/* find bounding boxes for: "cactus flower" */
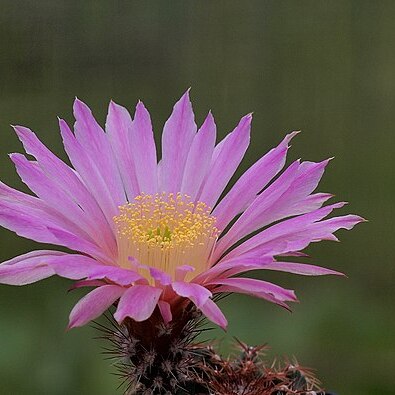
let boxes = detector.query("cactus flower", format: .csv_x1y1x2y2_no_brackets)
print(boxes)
0,91,363,329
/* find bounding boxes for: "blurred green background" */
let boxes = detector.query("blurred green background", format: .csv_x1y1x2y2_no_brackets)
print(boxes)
0,1,393,394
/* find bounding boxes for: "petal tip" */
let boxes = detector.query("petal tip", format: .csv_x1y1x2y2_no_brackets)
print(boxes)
73,97,90,114
73,96,82,106
202,111,216,128
108,99,125,114
286,130,301,141
135,100,149,115
66,320,77,331
243,112,253,122
178,88,192,103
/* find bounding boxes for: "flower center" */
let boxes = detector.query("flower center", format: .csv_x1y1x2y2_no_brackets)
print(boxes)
114,193,219,282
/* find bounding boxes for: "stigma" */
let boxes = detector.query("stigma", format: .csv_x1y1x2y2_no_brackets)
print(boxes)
114,193,219,282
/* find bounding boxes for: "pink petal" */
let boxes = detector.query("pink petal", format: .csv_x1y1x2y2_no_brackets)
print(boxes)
175,265,195,281
0,250,60,285
114,285,162,323
200,299,228,329
0,192,64,245
212,283,293,311
73,98,125,205
0,251,137,289
198,114,252,208
86,266,144,285
194,256,273,283
68,285,125,329
0,189,110,262
277,251,310,258
180,112,216,200
33,254,101,280
69,280,106,290
13,126,116,256
10,153,96,241
158,300,172,324
253,261,345,276
213,131,298,230
48,255,143,285
130,101,158,194
171,280,228,328
224,202,346,260
206,277,297,302
309,215,366,240
215,159,330,258
149,267,172,285
59,118,122,226
172,281,212,309
43,226,114,264
225,205,364,260
204,256,343,278
214,160,300,258
159,90,197,193
106,101,140,200
288,160,333,212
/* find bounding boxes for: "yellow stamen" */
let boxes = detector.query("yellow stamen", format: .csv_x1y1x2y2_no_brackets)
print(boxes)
114,193,219,282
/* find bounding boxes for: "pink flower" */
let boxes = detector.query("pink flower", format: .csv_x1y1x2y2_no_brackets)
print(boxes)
0,91,364,329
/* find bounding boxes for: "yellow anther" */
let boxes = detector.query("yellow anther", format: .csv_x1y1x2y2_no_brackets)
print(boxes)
114,193,219,283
